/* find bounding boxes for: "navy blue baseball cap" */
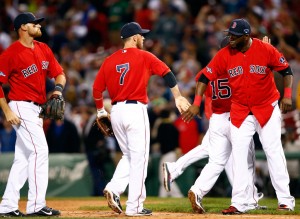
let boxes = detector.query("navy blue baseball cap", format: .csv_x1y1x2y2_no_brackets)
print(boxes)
14,12,44,31
225,18,251,36
120,22,150,39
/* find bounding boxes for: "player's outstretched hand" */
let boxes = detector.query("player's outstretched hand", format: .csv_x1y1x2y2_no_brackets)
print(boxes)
280,97,292,114
175,96,191,114
182,105,201,123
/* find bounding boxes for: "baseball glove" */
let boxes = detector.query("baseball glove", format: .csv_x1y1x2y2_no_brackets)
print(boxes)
39,94,65,120
95,116,114,137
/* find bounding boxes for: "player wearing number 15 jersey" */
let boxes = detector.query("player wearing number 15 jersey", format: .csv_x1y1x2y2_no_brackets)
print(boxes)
93,22,190,216
183,19,294,214
163,37,271,214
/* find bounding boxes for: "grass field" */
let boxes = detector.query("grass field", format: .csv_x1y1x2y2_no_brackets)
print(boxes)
18,196,300,218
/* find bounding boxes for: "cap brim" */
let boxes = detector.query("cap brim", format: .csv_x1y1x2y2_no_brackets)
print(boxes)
32,17,45,24
224,29,244,36
140,29,150,34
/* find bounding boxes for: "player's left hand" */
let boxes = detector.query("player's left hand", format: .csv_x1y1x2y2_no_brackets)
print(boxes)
182,105,201,123
174,96,191,114
280,97,292,114
39,94,65,120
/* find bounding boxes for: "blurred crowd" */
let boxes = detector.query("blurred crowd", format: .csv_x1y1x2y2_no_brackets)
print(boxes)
0,0,300,197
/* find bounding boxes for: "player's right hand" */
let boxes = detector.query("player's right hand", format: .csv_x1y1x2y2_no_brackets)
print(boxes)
182,105,201,123
174,96,191,114
5,110,21,125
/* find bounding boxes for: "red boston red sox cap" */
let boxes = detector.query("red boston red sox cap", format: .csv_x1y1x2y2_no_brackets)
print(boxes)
120,22,150,39
224,18,251,36
14,12,44,31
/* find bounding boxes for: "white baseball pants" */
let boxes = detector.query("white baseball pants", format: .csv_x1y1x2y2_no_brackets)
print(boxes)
230,105,295,211
167,112,260,206
0,101,48,214
106,101,150,215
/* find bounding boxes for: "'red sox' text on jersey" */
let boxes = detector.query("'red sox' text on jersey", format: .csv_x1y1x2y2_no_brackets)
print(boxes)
0,40,63,104
201,38,288,127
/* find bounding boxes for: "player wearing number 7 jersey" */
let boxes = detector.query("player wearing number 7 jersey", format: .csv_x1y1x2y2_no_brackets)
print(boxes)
93,22,190,217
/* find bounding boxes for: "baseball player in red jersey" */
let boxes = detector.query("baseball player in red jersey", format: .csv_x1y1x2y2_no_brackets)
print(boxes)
0,12,65,217
163,37,276,213
164,37,268,214
93,22,190,216
183,19,295,214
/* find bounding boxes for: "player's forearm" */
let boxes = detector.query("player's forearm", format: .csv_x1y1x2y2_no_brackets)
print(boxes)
0,85,12,119
283,75,293,98
283,75,293,89
0,97,10,115
193,82,207,106
277,66,293,98
170,85,183,99
195,82,207,97
53,74,66,95
54,74,66,87
278,66,293,88
93,89,103,109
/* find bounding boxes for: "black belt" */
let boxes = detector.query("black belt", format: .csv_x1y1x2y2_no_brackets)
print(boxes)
112,100,138,105
23,100,41,106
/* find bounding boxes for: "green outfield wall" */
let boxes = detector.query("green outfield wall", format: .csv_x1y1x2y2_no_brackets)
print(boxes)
0,152,299,197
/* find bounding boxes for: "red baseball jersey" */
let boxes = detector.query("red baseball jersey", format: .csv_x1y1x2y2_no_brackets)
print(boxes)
202,38,288,127
93,48,170,104
0,40,63,104
195,71,231,119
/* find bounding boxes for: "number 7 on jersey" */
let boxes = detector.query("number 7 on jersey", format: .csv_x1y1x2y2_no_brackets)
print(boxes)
116,63,129,85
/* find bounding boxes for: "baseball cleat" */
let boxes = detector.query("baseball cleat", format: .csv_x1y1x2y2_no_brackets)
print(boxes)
125,208,152,217
222,206,242,215
277,204,293,211
163,162,172,192
188,190,205,214
103,189,123,214
26,206,61,216
0,210,25,217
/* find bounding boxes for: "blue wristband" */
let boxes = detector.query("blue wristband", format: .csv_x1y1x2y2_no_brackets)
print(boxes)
54,84,64,92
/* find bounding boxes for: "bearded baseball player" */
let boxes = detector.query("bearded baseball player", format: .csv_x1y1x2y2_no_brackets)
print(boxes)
183,18,295,214
0,12,65,217
93,22,190,216
164,37,270,214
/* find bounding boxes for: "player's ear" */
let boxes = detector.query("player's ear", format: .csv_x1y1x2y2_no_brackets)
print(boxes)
20,24,28,31
132,34,138,42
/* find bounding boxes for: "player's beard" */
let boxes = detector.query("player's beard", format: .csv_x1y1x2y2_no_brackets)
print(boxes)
229,39,246,51
136,37,143,49
28,28,42,38
235,40,247,51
